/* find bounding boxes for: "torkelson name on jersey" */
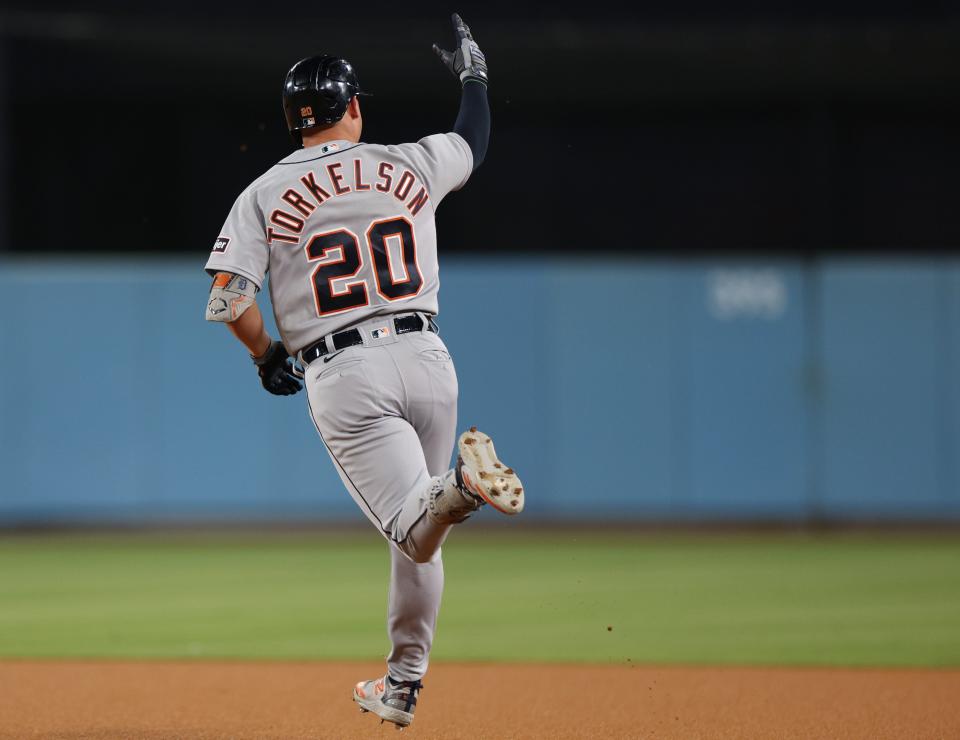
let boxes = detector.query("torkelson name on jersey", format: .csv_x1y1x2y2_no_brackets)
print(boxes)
266,158,430,245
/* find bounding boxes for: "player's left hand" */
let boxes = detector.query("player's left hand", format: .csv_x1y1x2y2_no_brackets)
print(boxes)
432,13,488,86
252,341,302,396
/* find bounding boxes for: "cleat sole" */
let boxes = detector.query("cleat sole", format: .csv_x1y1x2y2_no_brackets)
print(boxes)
457,429,524,515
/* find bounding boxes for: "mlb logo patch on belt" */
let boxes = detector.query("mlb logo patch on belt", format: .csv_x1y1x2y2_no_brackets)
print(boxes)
371,326,391,339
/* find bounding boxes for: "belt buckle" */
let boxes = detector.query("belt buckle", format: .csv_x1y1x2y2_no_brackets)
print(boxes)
290,355,306,379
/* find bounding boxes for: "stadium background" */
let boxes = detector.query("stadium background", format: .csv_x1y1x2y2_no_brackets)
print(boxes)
0,2,958,737
2,0,959,523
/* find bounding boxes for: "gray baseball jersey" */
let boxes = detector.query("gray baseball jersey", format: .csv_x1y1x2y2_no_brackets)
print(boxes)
205,133,473,352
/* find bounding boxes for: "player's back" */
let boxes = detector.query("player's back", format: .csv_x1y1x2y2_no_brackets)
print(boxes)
206,133,473,353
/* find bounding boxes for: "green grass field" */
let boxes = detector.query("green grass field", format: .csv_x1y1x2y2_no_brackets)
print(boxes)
1,530,958,667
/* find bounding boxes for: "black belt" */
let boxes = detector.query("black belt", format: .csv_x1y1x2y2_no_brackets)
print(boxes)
300,314,437,365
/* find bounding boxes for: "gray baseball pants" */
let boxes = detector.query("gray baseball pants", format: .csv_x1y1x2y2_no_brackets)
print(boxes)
303,315,459,682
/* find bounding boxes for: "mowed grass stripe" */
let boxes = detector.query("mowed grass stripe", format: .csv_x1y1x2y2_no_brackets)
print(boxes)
0,531,957,666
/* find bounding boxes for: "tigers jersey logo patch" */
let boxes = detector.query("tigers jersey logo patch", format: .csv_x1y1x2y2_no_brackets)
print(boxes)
212,236,230,253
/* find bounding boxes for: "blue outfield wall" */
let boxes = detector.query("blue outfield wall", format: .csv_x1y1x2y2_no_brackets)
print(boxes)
0,256,958,524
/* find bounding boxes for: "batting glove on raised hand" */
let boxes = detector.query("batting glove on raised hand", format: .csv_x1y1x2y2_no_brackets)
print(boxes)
433,13,488,86
252,340,302,396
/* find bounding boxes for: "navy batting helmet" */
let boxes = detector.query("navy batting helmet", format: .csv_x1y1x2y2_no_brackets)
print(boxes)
282,55,367,145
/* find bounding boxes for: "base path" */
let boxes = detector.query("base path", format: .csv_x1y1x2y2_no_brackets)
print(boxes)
1,661,958,739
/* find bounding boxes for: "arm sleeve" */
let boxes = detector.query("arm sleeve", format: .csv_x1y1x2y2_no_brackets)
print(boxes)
394,132,474,204
203,186,269,290
453,80,490,169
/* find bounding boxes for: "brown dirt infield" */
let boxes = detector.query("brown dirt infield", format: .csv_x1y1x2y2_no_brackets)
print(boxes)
1,661,958,739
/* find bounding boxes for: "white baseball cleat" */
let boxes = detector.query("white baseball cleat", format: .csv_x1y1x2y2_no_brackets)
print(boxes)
353,674,422,729
457,427,525,515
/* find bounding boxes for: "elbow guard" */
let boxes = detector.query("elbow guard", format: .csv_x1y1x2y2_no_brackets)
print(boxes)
205,272,257,322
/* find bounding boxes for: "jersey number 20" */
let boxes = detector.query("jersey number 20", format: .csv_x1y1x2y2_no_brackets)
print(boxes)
305,216,423,316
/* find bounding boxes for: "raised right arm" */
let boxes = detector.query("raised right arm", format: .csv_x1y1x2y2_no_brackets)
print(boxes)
433,13,490,169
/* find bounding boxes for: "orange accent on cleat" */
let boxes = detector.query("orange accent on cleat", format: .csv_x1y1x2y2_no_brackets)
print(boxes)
456,428,524,517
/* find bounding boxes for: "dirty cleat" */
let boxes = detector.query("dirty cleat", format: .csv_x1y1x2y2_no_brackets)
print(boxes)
353,675,422,728
456,427,525,514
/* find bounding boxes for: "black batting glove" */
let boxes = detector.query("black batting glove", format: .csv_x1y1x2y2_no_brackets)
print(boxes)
433,13,488,86
252,341,302,396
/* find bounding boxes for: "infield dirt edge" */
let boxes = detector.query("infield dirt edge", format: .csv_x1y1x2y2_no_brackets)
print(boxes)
2,660,959,739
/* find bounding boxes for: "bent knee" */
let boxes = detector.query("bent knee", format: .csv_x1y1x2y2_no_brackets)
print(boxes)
394,539,440,565
405,544,434,565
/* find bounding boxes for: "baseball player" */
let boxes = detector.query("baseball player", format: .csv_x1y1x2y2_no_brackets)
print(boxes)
203,14,523,729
